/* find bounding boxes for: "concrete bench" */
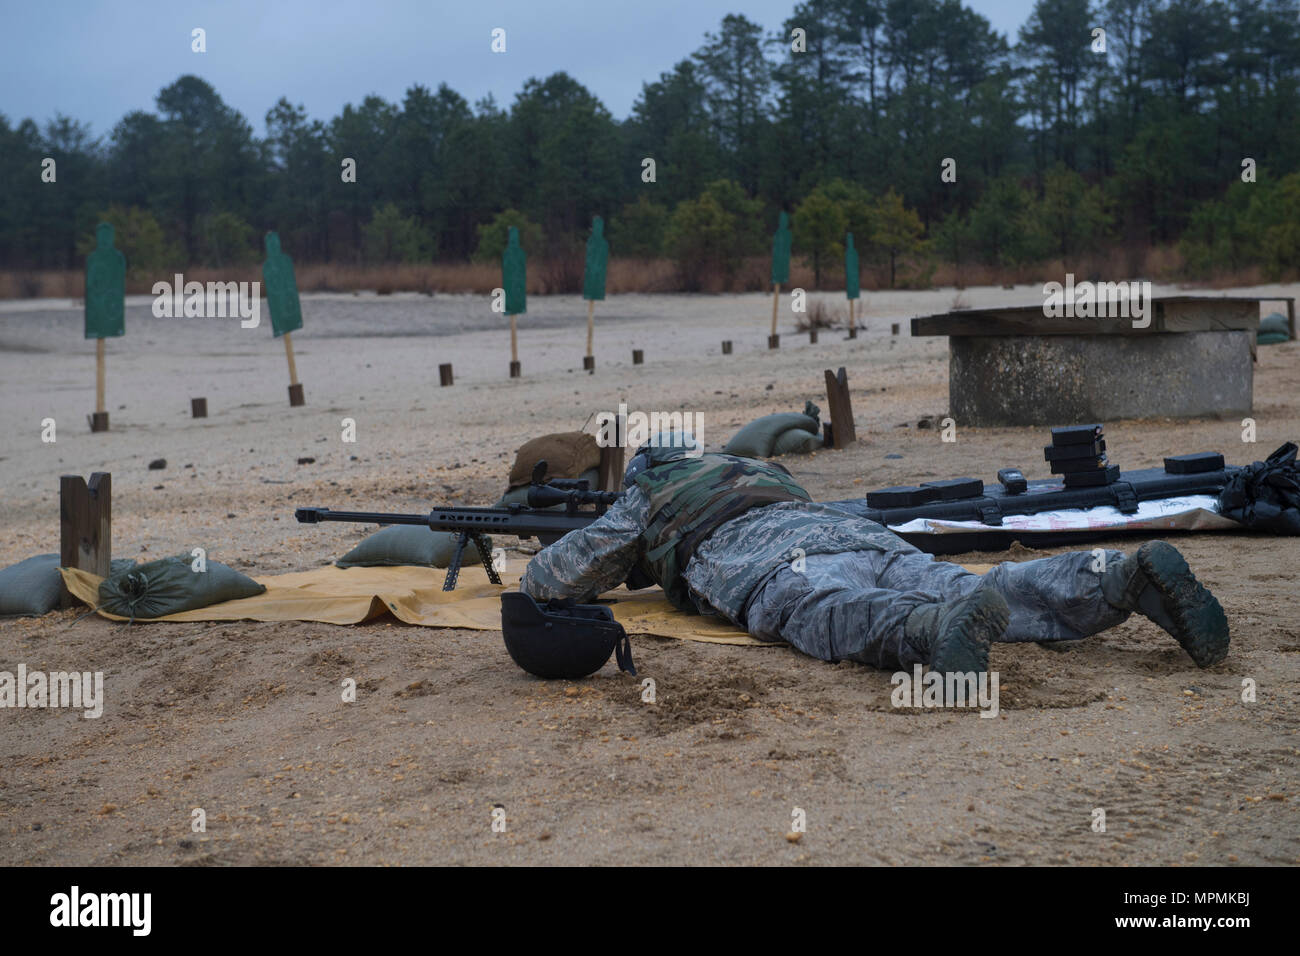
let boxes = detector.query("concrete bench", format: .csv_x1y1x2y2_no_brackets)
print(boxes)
911,296,1290,427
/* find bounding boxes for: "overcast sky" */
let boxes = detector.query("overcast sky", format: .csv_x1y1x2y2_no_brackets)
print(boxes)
1,0,1038,136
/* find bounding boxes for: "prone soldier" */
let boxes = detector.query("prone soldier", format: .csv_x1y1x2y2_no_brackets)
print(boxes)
520,440,1230,680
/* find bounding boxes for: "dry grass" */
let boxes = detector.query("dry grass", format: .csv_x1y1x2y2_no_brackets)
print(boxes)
0,270,84,299
0,245,1284,301
794,297,844,331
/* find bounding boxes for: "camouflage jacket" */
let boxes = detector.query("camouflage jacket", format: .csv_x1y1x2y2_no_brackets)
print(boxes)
520,485,907,624
633,453,809,610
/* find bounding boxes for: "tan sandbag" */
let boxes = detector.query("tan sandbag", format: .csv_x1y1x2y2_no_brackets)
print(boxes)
507,432,601,489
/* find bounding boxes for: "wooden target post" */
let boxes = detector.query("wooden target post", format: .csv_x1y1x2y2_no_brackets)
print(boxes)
769,211,791,349
582,216,608,372
283,332,304,405
769,284,781,348
845,232,861,339
94,340,107,428
262,231,306,406
503,226,526,378
583,302,595,371
84,223,125,432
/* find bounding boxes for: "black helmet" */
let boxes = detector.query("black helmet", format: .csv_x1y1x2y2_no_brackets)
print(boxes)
500,591,636,679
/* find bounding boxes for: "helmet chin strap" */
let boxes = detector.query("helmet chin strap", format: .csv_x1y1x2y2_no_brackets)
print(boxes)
613,631,636,675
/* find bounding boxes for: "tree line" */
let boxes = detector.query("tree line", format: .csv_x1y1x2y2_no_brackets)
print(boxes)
2,0,1298,290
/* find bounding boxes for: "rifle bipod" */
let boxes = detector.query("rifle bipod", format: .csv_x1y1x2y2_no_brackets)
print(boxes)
444,530,502,591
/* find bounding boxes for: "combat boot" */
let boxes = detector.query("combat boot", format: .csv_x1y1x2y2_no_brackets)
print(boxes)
906,582,1010,680
1101,541,1229,667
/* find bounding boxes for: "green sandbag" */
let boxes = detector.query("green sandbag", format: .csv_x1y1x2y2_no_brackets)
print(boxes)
98,554,266,620
336,526,484,569
1260,312,1289,336
723,401,823,458
1258,313,1289,346
0,553,135,617
771,427,824,456
496,467,601,508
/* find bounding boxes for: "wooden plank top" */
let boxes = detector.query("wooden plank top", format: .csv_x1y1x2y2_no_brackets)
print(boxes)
912,295,1270,337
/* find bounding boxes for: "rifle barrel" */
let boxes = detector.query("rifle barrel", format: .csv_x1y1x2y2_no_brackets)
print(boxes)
295,508,428,526
294,505,601,541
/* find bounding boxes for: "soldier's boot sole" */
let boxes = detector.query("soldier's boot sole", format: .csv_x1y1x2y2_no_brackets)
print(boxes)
929,584,1010,682
1135,541,1229,668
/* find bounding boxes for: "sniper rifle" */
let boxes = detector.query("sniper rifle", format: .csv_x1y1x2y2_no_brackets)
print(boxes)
295,461,620,590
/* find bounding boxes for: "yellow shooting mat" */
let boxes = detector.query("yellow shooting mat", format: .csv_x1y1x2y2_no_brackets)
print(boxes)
60,562,993,646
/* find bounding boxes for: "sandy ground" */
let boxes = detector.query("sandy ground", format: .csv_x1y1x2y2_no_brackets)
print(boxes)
1,283,1297,866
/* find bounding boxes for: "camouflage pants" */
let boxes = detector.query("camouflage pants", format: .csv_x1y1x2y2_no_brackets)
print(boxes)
740,547,1132,669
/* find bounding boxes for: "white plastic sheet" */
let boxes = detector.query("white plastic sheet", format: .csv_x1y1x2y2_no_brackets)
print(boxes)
888,494,1241,536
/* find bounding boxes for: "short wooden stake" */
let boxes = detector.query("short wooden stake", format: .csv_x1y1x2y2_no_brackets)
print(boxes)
632,349,644,365
59,472,111,606
583,355,595,371
809,329,819,344
890,323,900,336
721,340,733,355
439,363,454,387
191,397,208,418
823,366,857,449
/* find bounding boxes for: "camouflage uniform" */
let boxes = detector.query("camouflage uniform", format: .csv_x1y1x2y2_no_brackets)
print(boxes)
521,468,1132,670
